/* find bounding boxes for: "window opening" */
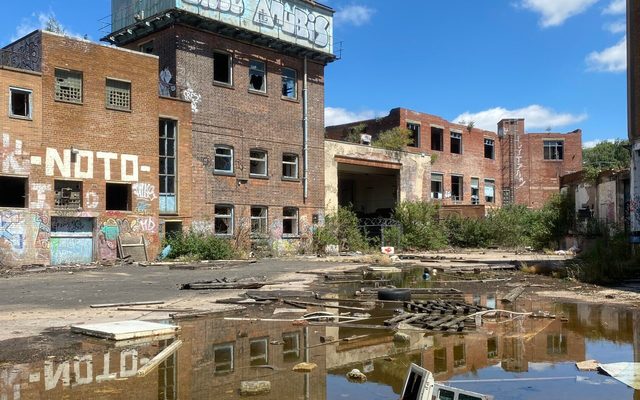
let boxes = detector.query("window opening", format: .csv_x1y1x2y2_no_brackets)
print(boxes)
282,153,299,179
55,69,83,104
431,127,443,151
471,178,479,205
282,68,297,98
106,79,131,111
407,123,420,147
214,146,234,174
249,338,269,366
451,175,463,202
213,51,232,85
249,60,266,92
484,138,495,159
282,332,300,362
250,150,268,176
9,88,31,118
106,183,131,211
451,132,462,154
283,207,299,236
54,180,82,209
484,180,496,203
544,140,564,160
0,176,27,208
160,119,177,213
251,206,268,236
214,205,233,235
431,174,443,200
212,344,234,374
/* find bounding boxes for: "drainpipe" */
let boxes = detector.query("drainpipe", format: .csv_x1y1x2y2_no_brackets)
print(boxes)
303,57,309,203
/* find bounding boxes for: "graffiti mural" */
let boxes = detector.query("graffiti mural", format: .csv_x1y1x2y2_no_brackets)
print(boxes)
1,133,30,175
159,67,176,97
0,210,49,266
0,211,26,254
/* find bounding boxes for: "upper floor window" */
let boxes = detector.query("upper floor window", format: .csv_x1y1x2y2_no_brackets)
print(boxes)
106,79,131,111
55,68,83,104
451,132,462,154
213,51,232,85
250,149,268,177
484,138,495,159
282,68,297,99
407,123,420,147
9,88,32,119
544,140,564,160
282,153,299,179
160,119,177,214
214,145,234,174
249,60,266,92
431,127,443,151
139,40,155,54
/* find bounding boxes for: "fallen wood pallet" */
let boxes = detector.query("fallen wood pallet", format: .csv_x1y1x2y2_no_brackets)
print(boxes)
384,300,489,333
359,287,462,295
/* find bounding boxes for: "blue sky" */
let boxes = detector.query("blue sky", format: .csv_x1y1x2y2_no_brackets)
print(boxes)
0,0,628,146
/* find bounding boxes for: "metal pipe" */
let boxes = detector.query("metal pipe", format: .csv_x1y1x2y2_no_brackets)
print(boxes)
303,57,309,202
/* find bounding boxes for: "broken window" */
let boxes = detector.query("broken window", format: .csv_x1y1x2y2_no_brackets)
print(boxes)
249,338,269,366
214,205,233,236
9,87,31,118
431,173,443,200
160,119,177,214
250,149,268,177
544,140,564,160
139,40,154,54
431,127,443,151
281,67,297,99
450,131,462,154
164,221,183,238
484,138,495,159
249,60,266,92
453,344,466,367
282,153,299,179
407,122,420,147
54,180,82,209
251,206,268,236
106,183,131,211
433,348,447,374
55,68,83,104
106,78,131,111
484,179,496,203
470,178,479,205
212,343,234,374
214,145,234,174
451,175,463,202
502,189,511,205
213,51,232,85
487,337,498,359
282,332,300,362
0,176,27,208
546,334,567,355
283,207,299,236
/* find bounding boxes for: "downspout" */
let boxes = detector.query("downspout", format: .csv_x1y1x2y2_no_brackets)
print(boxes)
303,57,309,203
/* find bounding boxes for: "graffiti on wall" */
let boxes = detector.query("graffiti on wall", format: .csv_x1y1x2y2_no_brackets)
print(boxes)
0,211,26,255
515,140,526,189
29,183,51,210
98,217,158,260
182,83,202,113
133,183,157,201
1,133,30,174
159,67,176,97
0,210,49,265
45,148,140,182
85,192,99,209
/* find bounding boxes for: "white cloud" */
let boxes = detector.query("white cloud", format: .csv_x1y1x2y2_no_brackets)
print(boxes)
334,5,375,27
325,107,384,127
520,0,598,27
605,20,626,33
583,138,618,148
11,11,86,42
586,36,627,72
603,0,626,15
454,105,588,132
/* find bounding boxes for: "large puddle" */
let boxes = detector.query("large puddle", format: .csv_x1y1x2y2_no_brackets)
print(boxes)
1,292,639,399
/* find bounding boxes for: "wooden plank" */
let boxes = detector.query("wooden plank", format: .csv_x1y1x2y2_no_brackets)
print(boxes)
136,340,183,377
90,301,165,309
283,299,367,312
501,286,526,303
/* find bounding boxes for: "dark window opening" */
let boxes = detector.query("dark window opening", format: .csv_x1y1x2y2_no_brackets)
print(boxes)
0,176,27,208
281,68,297,98
249,338,269,366
106,183,131,211
140,40,155,54
283,207,299,236
434,348,447,374
453,344,466,367
407,123,420,147
10,88,31,118
214,145,234,174
164,221,183,238
484,138,495,159
213,51,232,85
471,178,479,205
431,127,443,151
282,332,300,362
54,180,82,209
451,175,463,202
251,206,268,236
249,60,266,92
214,205,233,235
451,132,462,154
544,140,564,160
212,343,234,374
431,174,443,200
487,337,498,359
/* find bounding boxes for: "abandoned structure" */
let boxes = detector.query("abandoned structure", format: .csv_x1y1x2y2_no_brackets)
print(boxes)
627,0,640,241
326,108,583,214
0,31,193,266
105,0,336,252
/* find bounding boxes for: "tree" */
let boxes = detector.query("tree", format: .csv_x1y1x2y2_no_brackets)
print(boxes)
583,139,630,182
372,127,413,151
44,17,65,34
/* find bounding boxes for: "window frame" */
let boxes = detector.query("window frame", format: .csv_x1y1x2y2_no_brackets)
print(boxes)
213,50,233,86
484,179,496,204
543,140,564,160
281,67,297,99
105,182,132,211
160,119,178,214
250,206,268,237
431,173,444,200
9,87,32,119
249,337,269,366
450,131,463,154
214,145,234,175
0,175,28,208
54,179,83,210
282,332,301,362
282,153,299,180
470,177,480,205
451,175,464,202
214,204,234,236
105,78,132,111
249,59,267,93
430,126,444,151
139,40,155,54
484,138,495,160
212,343,234,375
282,207,299,237
54,68,83,104
249,149,268,177
406,122,420,148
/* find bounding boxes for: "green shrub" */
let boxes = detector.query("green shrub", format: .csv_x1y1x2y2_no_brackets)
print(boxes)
314,207,368,253
163,232,235,260
443,214,492,248
372,127,414,151
568,232,640,283
393,201,447,250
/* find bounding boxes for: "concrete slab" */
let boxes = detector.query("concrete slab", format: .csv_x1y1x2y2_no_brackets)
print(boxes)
71,320,179,340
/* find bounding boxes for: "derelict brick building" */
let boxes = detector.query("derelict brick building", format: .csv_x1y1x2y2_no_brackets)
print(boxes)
106,0,336,252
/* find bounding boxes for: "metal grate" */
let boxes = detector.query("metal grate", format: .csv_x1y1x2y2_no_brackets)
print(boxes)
55,69,83,103
106,79,131,110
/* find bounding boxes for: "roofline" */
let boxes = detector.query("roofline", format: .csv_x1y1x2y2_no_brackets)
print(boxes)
2,30,40,49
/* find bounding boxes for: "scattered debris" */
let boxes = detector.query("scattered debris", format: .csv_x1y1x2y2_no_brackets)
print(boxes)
393,332,411,344
501,285,525,303
71,320,179,340
137,340,183,377
368,266,402,273
598,362,640,389
89,301,165,309
385,300,490,332
180,278,265,290
239,381,272,396
293,362,317,372
346,369,367,383
576,360,599,371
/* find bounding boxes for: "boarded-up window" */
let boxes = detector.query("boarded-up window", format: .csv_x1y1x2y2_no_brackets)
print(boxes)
55,69,83,103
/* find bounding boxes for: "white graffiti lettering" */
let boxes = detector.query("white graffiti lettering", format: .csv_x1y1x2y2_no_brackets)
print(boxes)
253,0,330,47
44,148,140,182
183,0,244,14
133,183,157,201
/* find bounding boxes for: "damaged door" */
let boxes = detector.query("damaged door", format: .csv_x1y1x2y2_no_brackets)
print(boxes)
50,217,94,265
